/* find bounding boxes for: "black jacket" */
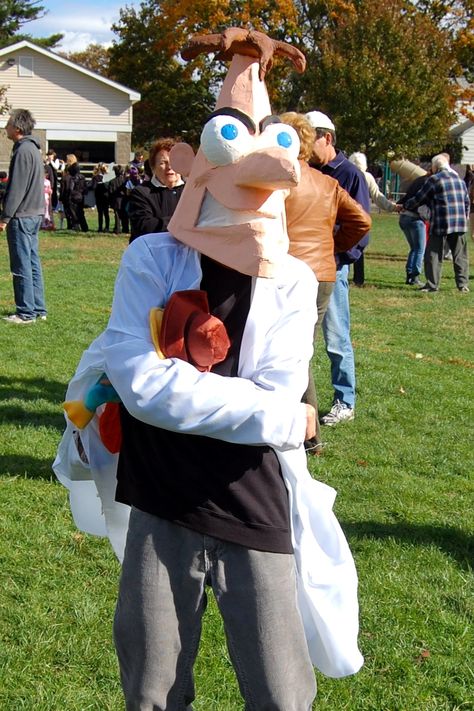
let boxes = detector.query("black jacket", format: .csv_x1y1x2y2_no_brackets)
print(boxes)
61,166,87,205
108,175,126,210
128,181,185,242
90,174,109,204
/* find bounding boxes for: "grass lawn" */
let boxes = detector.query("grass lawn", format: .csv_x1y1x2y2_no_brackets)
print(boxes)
0,213,473,710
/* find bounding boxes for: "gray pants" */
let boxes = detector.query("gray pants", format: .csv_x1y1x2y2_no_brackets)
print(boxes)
424,231,469,290
114,509,316,711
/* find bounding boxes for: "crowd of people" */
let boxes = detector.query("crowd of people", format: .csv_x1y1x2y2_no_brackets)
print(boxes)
32,141,186,240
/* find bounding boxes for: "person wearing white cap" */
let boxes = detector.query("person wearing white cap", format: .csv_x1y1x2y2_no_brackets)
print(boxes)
305,109,371,425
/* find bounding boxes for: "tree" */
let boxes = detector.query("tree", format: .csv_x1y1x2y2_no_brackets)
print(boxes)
108,0,469,158
133,0,303,119
109,3,217,147
286,0,457,160
59,44,112,77
0,0,62,48
414,0,474,118
109,0,307,145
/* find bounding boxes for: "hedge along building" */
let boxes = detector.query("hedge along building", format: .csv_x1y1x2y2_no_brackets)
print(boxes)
0,40,140,170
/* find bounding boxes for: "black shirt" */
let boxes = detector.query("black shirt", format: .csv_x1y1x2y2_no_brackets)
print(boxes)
116,256,292,553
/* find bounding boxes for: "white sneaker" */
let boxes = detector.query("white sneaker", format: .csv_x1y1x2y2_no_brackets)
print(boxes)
3,314,36,324
321,400,354,426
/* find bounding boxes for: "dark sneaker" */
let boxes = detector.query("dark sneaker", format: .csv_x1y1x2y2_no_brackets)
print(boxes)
304,438,324,455
418,285,438,292
458,285,470,293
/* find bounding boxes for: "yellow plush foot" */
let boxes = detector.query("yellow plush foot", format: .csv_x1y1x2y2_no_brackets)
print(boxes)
63,401,94,429
149,307,165,359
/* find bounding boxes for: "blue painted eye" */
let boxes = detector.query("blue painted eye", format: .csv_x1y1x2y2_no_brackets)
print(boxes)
221,123,238,140
277,131,292,148
259,123,300,159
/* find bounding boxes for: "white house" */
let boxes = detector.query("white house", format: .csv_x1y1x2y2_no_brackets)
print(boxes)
450,118,474,165
0,40,141,169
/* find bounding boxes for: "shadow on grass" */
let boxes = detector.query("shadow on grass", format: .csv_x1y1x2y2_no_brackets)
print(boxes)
0,375,66,430
0,453,57,480
350,281,410,290
367,252,406,262
343,520,474,572
0,404,64,430
0,375,66,404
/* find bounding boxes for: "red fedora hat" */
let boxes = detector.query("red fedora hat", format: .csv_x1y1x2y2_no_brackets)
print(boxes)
150,290,230,372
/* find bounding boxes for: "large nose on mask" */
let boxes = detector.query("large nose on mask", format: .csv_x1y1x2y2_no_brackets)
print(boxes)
234,147,301,190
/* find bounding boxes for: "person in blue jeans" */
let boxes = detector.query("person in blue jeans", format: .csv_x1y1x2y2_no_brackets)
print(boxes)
0,108,47,324
397,173,429,285
305,110,371,425
321,264,355,413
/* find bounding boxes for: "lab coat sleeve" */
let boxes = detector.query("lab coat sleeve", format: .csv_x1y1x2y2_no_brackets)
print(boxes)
245,257,318,403
102,238,309,450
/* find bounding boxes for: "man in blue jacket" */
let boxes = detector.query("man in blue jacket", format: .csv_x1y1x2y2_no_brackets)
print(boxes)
0,109,47,323
306,110,370,426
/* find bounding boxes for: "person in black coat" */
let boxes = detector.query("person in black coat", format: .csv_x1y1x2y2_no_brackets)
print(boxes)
90,163,110,232
108,165,128,234
128,138,185,243
61,162,88,232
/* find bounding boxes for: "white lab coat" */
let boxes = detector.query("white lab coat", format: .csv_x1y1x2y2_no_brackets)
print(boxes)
54,232,363,678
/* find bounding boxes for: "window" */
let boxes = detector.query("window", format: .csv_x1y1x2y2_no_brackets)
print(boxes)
18,56,33,77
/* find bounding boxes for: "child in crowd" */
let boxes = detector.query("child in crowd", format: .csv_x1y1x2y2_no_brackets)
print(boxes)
41,167,55,230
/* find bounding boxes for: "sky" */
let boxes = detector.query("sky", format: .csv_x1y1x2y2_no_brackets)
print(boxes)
26,0,141,52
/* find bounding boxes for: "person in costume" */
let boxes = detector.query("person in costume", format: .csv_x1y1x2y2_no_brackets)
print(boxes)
54,28,363,710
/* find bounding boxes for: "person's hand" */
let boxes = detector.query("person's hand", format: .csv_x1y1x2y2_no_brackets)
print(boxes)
394,204,403,213
305,404,316,441
0,222,7,232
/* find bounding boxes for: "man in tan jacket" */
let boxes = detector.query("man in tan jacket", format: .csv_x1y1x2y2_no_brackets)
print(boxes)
282,112,371,451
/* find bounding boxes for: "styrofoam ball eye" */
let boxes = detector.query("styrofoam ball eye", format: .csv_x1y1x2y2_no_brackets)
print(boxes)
201,116,252,166
260,123,300,159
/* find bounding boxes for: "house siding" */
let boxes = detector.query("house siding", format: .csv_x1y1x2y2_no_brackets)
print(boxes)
460,125,474,164
1,50,131,124
0,44,139,167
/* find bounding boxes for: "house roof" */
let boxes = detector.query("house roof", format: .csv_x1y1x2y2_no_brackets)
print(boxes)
450,117,473,137
0,40,141,103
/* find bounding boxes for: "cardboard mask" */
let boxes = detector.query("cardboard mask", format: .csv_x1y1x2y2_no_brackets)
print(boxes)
168,29,306,278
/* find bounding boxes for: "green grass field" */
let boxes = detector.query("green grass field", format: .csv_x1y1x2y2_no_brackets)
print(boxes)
0,214,473,710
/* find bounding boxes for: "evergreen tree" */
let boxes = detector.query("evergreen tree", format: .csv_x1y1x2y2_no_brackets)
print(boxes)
0,0,62,48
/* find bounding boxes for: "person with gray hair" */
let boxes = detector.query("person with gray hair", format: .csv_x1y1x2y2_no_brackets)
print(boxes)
404,153,470,292
349,152,399,213
431,153,450,172
0,109,47,323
